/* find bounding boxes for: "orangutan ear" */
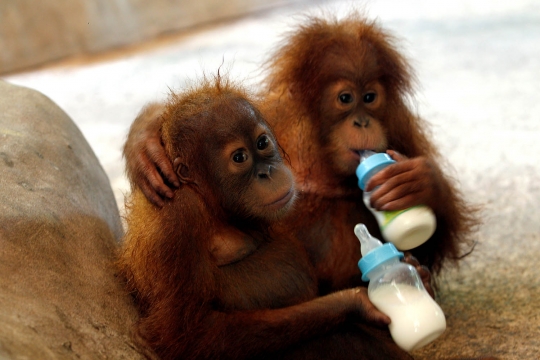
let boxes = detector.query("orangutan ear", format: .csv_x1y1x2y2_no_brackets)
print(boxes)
173,157,192,184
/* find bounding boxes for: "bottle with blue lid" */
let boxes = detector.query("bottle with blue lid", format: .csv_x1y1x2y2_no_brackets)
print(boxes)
356,150,437,250
355,224,446,352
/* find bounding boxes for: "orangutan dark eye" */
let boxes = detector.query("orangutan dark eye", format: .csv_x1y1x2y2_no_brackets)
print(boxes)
233,151,248,163
257,135,270,150
339,93,354,104
363,92,377,103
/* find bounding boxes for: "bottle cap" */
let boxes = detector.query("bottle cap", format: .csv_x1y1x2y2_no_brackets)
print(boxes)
358,243,404,282
356,152,395,190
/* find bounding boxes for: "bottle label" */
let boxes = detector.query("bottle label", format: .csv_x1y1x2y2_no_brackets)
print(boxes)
380,208,415,229
363,191,424,230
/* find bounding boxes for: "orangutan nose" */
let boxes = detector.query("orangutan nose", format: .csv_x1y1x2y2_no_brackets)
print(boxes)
257,165,273,179
354,117,370,128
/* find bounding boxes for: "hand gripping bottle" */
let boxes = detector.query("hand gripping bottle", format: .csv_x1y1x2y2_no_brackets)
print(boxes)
356,150,436,250
355,224,446,351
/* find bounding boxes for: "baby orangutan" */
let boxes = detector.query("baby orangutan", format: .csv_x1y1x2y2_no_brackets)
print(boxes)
118,76,412,360
259,13,478,292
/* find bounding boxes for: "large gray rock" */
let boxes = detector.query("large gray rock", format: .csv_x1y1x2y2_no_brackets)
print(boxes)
0,80,145,359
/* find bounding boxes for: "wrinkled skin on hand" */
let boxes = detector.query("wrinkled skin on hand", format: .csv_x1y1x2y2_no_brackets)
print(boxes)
346,287,391,327
123,102,179,207
365,150,444,214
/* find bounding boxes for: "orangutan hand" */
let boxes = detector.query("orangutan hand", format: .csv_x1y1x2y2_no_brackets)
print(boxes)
123,102,179,207
365,150,443,212
403,252,435,299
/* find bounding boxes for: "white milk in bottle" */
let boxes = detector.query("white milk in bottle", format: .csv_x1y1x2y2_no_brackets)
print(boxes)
369,283,446,351
355,224,446,351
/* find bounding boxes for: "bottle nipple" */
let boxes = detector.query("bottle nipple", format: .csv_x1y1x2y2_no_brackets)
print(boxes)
354,223,383,257
356,224,404,281
359,150,376,164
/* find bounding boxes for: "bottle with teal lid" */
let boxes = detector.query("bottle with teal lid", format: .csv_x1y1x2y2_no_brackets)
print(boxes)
356,150,437,250
355,224,446,352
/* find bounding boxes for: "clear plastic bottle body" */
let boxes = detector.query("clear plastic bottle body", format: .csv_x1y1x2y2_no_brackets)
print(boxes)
366,260,446,352
357,151,437,250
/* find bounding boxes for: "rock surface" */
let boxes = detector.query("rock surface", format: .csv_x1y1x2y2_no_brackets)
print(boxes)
0,80,145,359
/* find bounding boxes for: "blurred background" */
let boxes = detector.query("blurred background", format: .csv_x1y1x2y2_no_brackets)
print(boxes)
1,0,538,211
1,0,540,358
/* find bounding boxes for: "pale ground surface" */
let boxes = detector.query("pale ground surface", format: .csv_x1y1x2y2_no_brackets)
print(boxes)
3,0,540,358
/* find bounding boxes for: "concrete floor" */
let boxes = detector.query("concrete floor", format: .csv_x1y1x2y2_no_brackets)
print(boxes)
3,0,540,358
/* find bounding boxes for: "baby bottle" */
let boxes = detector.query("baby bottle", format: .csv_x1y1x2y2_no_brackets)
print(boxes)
355,224,446,352
356,150,436,250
